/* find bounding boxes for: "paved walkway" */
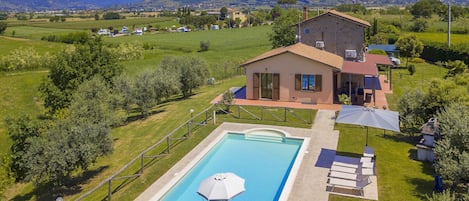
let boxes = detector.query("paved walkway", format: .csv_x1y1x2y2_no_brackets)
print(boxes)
135,110,378,201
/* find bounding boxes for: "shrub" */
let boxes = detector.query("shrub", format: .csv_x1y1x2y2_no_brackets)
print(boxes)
218,90,234,112
411,57,425,63
408,64,416,75
199,40,210,52
338,94,351,105
368,49,387,55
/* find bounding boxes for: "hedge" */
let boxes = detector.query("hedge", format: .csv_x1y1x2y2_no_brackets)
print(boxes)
421,41,469,65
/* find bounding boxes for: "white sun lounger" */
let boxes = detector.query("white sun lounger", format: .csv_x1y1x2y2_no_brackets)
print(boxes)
330,164,357,174
362,161,374,169
327,177,369,196
329,171,369,181
333,155,361,169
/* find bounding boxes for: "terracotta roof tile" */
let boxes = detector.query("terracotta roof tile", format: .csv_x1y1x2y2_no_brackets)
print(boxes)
240,43,343,70
365,53,393,66
301,10,370,27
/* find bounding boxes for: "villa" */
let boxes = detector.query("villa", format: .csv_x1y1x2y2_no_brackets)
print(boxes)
241,10,393,106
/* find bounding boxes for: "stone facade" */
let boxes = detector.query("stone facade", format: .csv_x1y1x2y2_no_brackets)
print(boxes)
297,11,370,62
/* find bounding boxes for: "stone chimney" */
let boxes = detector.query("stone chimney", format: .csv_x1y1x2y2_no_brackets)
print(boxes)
303,6,308,20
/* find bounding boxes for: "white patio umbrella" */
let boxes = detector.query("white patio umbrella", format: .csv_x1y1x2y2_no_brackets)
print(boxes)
198,172,245,201
336,105,400,146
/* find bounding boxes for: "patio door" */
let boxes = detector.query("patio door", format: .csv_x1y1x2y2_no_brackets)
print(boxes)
259,73,279,100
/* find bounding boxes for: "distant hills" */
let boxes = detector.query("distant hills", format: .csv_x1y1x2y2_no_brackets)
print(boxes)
0,0,467,12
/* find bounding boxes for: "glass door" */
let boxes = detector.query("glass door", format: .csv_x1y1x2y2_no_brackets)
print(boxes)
260,73,273,99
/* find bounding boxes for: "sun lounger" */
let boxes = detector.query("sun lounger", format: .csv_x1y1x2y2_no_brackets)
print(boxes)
333,155,361,168
330,164,357,174
361,167,374,176
327,177,369,196
363,146,374,158
329,171,369,181
360,157,372,163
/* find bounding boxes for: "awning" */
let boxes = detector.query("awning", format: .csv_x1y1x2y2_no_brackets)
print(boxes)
365,53,393,66
341,54,393,76
342,60,378,76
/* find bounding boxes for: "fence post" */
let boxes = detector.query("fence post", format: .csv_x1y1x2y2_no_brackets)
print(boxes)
284,107,287,122
108,179,112,200
187,121,191,137
213,110,216,125
205,111,208,124
237,105,240,118
310,109,313,124
166,136,170,153
261,107,264,120
140,154,145,173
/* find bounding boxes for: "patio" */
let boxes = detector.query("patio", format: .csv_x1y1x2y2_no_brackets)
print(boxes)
211,74,392,111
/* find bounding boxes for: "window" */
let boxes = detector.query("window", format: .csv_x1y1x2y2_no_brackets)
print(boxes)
295,74,322,92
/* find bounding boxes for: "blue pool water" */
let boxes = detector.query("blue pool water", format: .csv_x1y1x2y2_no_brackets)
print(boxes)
161,133,303,201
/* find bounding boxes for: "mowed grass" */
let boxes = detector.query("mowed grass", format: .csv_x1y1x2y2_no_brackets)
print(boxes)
414,32,469,45
5,26,77,40
0,36,66,55
108,26,272,77
330,62,447,201
0,71,47,154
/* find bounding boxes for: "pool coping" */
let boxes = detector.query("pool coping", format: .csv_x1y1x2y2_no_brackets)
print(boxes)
134,122,314,201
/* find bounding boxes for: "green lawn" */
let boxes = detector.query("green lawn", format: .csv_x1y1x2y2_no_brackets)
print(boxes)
414,32,469,45
0,36,65,55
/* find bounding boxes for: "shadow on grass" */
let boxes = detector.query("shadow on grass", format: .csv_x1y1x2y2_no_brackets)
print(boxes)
408,177,435,200
12,165,109,201
380,132,421,146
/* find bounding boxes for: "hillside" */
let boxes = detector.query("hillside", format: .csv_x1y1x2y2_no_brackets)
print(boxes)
0,0,438,12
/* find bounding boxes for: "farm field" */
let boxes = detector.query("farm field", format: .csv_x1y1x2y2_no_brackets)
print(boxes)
414,32,469,44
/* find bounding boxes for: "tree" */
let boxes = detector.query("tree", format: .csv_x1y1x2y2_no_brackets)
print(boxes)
277,0,297,8
39,37,122,114
112,74,135,115
410,0,443,18
22,77,117,185
268,9,298,48
6,115,43,181
434,103,469,189
398,88,429,131
395,34,424,67
0,22,6,35
411,18,428,32
133,68,180,117
218,90,234,112
103,12,120,20
160,56,209,98
220,7,228,20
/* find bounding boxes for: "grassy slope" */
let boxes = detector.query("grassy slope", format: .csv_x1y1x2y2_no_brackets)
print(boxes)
0,71,47,154
3,25,272,200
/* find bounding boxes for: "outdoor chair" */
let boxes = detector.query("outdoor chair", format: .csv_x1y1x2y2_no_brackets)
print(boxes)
327,177,370,196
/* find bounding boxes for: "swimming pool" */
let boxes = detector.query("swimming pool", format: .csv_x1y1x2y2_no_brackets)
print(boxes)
159,129,305,201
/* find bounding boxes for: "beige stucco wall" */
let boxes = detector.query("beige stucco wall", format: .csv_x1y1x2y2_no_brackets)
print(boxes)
244,53,336,104
298,16,366,61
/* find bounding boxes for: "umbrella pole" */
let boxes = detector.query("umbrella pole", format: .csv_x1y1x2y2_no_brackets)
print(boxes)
366,126,369,146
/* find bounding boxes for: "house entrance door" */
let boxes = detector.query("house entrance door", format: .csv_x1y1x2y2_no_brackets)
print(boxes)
260,73,273,99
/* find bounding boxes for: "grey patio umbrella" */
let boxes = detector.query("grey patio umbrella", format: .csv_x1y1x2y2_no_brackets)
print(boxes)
198,172,245,201
336,105,400,146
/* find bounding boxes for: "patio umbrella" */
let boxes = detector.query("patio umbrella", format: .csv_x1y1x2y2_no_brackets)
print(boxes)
198,172,245,201
336,105,400,146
